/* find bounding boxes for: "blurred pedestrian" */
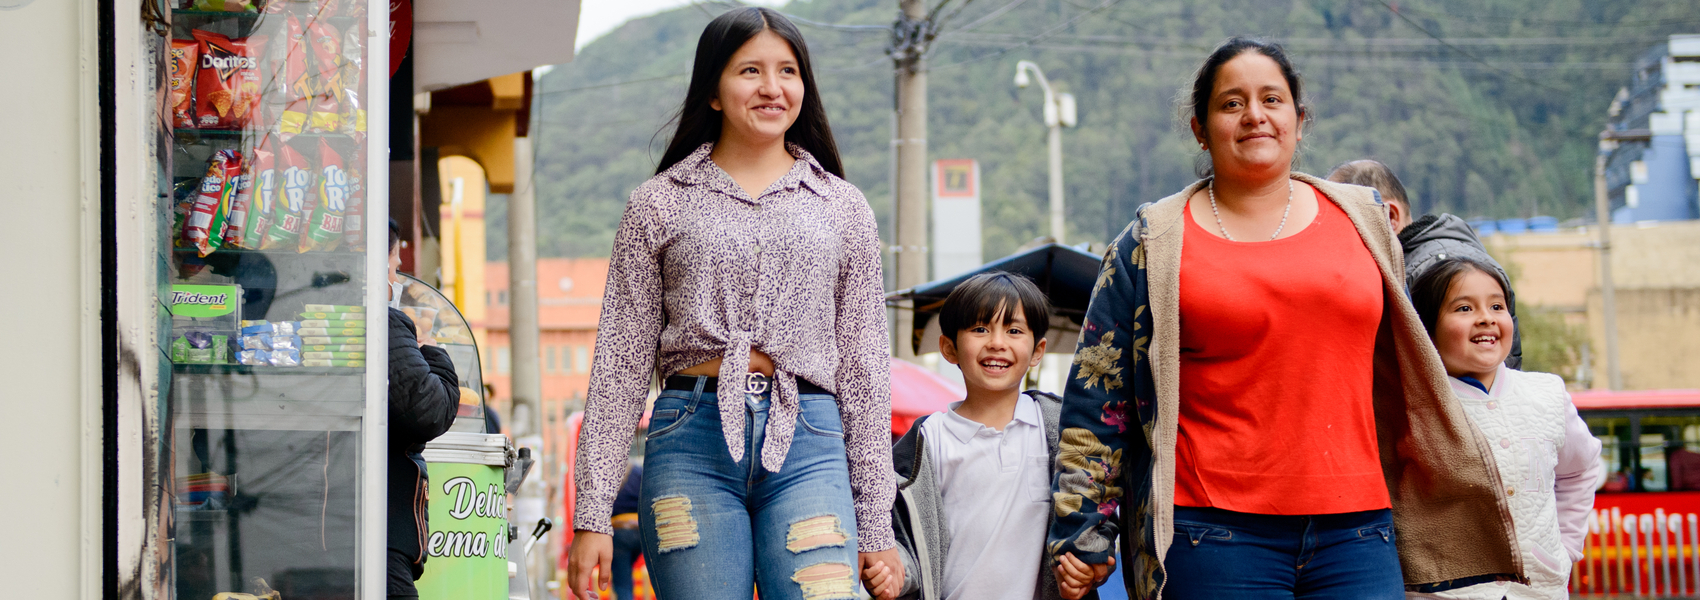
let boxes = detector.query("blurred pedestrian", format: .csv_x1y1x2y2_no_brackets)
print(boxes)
1326,159,1523,368
386,219,462,599
608,462,645,600
1406,257,1602,598
1048,37,1523,599
565,7,897,600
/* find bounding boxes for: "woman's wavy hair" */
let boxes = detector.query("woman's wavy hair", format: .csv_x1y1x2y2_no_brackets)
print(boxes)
653,7,844,178
1180,37,1310,178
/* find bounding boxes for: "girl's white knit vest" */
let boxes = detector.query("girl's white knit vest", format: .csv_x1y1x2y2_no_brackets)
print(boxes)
1426,365,1575,600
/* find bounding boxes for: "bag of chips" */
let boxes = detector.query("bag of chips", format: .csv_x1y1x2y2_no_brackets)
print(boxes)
302,139,348,252
169,39,198,129
232,137,276,249
339,23,366,138
261,141,313,250
278,16,314,135
342,158,364,250
192,30,261,130
221,149,256,246
189,0,258,11
306,21,344,133
184,150,243,257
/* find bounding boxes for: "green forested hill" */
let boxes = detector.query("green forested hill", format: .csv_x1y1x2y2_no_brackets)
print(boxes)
509,0,1697,261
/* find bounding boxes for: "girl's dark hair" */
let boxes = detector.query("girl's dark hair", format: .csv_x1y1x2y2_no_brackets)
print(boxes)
654,7,844,178
1410,257,1511,337
388,217,401,251
1183,37,1308,178
938,271,1053,348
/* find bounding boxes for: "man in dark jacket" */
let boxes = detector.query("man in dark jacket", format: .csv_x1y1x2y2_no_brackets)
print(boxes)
387,220,461,599
1327,160,1523,369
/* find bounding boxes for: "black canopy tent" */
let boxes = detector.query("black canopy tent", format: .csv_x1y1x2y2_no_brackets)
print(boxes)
885,243,1105,355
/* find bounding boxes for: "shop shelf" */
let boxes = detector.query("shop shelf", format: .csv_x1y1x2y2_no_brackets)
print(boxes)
171,364,365,431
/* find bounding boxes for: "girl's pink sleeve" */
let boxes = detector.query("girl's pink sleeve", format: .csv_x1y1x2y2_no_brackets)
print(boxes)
1554,400,1604,562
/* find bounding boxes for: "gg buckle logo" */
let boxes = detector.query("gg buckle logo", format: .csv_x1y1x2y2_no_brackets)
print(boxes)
745,373,770,395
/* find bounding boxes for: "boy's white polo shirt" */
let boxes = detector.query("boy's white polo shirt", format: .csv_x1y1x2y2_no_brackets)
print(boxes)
920,394,1052,600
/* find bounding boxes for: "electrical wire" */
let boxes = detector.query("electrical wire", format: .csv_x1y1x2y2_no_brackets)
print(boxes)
1371,0,1571,93
929,0,1132,70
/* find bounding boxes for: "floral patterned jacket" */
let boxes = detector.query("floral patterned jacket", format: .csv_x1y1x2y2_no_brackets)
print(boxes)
1045,173,1526,599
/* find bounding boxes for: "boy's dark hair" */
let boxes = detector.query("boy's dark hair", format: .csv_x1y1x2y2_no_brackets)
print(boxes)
1326,159,1409,210
1410,256,1510,337
937,272,1052,348
388,218,401,251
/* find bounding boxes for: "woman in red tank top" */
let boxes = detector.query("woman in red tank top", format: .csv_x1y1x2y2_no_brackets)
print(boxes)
1048,37,1522,600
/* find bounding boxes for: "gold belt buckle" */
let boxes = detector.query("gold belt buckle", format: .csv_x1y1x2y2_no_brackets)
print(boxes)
745,372,770,395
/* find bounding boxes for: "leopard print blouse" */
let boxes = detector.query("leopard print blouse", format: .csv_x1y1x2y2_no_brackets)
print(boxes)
572,142,895,552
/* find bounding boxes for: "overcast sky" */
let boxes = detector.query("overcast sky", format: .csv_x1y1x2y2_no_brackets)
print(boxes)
576,0,788,50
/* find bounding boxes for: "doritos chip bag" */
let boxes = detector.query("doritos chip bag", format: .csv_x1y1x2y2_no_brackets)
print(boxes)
184,150,243,257
169,39,198,129
261,142,313,250
192,30,261,130
302,139,347,252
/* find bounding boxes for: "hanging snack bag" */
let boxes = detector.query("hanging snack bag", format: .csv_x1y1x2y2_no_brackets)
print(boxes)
233,139,277,249
338,24,366,138
261,142,313,250
342,160,364,250
278,16,314,135
221,152,255,246
306,21,344,133
192,30,261,130
169,39,199,129
301,139,347,252
184,150,243,257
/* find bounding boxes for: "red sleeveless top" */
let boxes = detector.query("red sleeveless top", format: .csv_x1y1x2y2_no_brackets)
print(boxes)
1173,190,1390,514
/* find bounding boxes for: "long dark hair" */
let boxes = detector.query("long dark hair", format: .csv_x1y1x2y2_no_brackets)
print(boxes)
1410,257,1511,337
654,7,844,178
1182,37,1308,178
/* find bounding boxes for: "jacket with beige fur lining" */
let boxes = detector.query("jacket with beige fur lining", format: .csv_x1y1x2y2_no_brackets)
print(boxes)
1044,173,1526,599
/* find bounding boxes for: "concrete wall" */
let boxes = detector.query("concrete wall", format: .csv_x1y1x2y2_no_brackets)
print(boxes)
0,0,100,595
1486,219,1700,389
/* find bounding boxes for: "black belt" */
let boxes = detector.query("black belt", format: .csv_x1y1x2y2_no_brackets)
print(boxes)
664,375,829,396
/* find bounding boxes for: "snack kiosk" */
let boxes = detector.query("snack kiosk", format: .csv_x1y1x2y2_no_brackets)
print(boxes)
150,1,392,597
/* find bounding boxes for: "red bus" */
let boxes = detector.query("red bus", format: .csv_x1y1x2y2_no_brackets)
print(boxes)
1573,388,1700,597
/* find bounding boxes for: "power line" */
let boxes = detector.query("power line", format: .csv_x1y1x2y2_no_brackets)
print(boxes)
929,0,1132,70
1372,0,1568,93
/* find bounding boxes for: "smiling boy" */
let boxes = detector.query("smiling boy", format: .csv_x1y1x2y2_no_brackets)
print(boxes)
865,272,1081,600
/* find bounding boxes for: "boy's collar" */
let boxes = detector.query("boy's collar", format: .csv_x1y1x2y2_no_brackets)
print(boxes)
942,394,1042,444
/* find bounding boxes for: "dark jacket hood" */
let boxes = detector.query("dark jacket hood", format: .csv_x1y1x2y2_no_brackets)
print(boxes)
1399,213,1484,253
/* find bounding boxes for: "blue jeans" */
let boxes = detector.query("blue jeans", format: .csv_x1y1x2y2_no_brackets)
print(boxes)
638,375,860,600
1162,506,1403,599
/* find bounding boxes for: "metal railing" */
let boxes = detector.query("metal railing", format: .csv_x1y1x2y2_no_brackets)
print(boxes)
1574,508,1700,597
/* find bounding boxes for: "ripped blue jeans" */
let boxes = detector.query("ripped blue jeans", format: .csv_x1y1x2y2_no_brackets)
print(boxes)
639,375,860,600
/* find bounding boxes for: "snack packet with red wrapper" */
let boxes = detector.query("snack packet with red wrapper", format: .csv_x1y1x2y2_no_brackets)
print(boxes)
262,141,313,250
184,150,243,257
192,30,261,130
169,39,198,129
221,156,255,246
339,24,366,138
276,16,314,135
306,21,344,133
302,139,348,252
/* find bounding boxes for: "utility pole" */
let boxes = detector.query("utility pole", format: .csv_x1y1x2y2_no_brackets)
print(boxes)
1593,129,1647,390
891,0,932,360
1015,61,1077,244
510,136,542,437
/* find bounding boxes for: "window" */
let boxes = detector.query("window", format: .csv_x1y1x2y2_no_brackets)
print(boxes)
498,290,508,305
546,347,558,373
497,347,511,374
1587,413,1700,492
576,346,590,374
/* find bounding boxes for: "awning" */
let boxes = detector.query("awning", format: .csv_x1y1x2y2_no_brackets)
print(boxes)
890,358,963,436
886,243,1105,355
412,0,582,93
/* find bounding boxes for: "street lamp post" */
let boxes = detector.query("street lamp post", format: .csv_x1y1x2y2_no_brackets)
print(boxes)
1015,61,1077,244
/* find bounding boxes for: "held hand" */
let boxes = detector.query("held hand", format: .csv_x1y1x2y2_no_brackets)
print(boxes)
566,530,613,600
1055,553,1114,600
859,548,905,600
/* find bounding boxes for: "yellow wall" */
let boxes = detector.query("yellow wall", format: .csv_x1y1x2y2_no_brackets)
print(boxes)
1487,220,1700,389
439,155,489,356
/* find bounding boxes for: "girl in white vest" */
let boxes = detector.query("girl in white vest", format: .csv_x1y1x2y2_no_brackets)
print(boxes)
1407,256,1604,599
